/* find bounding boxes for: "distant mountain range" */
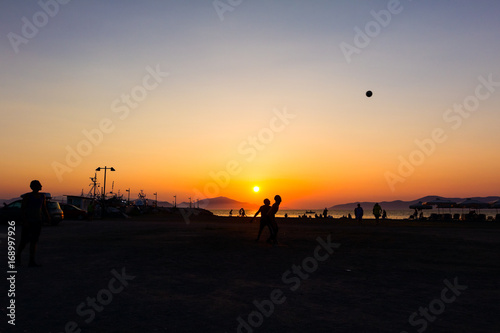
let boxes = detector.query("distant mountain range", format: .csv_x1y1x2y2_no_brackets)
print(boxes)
3,195,498,211
329,196,500,210
0,195,259,210
178,196,259,210
132,196,261,210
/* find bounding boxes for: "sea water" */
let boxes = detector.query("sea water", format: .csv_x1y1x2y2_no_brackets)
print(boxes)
211,209,498,220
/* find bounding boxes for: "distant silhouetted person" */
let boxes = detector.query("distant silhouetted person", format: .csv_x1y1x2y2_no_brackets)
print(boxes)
354,203,363,223
250,199,272,242
382,210,387,220
373,203,382,222
239,208,246,217
268,195,282,245
229,209,233,217
16,180,50,267
323,208,328,218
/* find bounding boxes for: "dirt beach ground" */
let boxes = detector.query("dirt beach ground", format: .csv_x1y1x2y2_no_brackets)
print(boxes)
2,215,500,333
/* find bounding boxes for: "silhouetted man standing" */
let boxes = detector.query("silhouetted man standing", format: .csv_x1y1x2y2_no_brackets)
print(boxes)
373,203,382,222
354,203,364,223
16,180,50,267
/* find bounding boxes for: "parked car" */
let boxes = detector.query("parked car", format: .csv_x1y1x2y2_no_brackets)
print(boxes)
47,201,64,225
0,200,22,224
60,203,88,220
0,198,63,225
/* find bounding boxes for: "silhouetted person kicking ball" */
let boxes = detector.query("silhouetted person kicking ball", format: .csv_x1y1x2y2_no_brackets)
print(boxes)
268,195,282,245
16,180,50,267
250,198,272,242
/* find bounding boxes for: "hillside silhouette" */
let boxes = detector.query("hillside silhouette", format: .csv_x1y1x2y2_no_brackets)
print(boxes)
329,196,500,210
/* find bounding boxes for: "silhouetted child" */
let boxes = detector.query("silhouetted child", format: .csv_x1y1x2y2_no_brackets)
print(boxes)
268,195,282,245
16,180,50,267
250,199,272,242
239,208,246,217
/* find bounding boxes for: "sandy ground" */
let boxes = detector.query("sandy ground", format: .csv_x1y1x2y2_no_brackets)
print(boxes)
2,215,500,333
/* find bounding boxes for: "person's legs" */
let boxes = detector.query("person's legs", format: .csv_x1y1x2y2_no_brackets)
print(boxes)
256,220,266,241
269,220,278,244
29,242,39,266
265,222,274,243
16,231,29,265
28,223,42,267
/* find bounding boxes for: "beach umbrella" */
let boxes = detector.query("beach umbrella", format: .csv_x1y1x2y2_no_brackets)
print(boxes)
409,201,433,210
424,198,456,213
457,198,489,213
489,199,500,208
424,198,456,207
409,201,433,218
489,199,500,213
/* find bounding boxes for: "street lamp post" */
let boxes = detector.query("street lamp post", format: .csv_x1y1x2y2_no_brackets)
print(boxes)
96,166,115,200
126,188,130,205
174,195,176,208
153,192,157,207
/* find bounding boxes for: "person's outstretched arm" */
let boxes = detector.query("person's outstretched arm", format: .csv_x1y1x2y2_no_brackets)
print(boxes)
249,207,262,223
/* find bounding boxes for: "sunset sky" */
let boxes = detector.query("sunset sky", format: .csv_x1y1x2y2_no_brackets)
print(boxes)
1,0,499,208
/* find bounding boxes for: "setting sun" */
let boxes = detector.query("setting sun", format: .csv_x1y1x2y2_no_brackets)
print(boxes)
253,186,260,193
